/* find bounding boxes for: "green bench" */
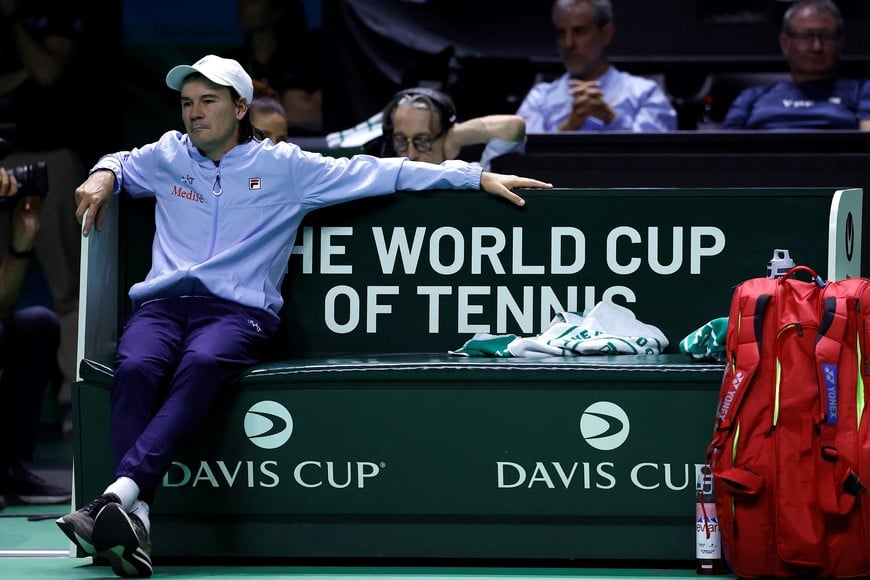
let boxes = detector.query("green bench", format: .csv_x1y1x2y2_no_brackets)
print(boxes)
71,186,861,562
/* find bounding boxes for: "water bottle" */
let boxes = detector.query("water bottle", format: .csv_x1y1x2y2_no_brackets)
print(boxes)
696,466,725,575
697,94,721,131
766,249,795,278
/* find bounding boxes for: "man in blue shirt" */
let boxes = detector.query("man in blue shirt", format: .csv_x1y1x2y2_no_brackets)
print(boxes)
722,0,870,130
53,54,551,579
516,0,677,133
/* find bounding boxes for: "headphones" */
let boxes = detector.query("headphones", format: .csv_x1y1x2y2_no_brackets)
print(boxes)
364,87,458,157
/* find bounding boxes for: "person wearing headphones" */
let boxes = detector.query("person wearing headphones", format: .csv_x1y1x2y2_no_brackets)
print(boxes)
354,87,525,170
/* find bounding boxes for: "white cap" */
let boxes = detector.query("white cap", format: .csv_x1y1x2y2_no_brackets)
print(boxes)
165,55,254,102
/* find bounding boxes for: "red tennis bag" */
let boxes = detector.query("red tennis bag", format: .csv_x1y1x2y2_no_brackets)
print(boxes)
707,265,870,577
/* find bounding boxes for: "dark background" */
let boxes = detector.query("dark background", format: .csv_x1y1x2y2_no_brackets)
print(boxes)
321,0,870,130
101,0,870,150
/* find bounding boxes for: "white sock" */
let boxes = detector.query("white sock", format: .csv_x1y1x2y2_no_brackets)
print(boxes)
129,500,151,533
103,477,140,511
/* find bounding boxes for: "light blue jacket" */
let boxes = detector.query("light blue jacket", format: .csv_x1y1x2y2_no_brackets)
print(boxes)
93,131,483,319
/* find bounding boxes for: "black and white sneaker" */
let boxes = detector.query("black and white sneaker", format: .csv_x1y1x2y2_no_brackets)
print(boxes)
93,502,153,578
55,493,121,556
1,462,71,504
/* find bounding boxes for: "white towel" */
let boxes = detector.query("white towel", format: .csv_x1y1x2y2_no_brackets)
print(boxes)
449,302,669,358
508,302,668,357
325,112,384,148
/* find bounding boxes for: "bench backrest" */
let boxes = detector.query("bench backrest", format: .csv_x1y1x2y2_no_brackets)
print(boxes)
96,187,853,359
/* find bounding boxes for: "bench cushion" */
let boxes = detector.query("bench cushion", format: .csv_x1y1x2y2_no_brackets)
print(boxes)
80,353,724,388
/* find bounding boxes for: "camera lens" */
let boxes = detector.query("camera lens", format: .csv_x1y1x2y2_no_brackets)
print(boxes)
11,161,49,197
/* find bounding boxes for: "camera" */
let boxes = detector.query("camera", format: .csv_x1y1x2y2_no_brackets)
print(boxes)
9,161,49,197
0,136,49,209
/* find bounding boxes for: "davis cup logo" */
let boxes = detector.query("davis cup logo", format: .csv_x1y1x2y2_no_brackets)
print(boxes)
244,401,293,449
579,401,630,450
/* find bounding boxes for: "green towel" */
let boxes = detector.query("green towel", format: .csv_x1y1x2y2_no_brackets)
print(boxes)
449,333,517,357
679,317,728,362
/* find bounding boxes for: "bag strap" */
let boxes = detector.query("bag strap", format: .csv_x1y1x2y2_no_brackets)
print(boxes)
708,293,771,465
815,295,863,515
716,293,769,431
781,264,825,286
715,466,765,496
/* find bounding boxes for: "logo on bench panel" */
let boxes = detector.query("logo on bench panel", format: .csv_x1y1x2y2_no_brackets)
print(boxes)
498,401,704,492
244,400,294,449
579,401,630,451
163,399,385,490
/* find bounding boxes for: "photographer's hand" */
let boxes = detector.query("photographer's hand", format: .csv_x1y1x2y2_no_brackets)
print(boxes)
11,193,41,253
0,167,39,315
75,169,114,236
0,167,17,199
0,168,34,248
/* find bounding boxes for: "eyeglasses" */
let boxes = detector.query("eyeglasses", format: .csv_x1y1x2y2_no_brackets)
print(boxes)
785,30,840,44
392,132,442,153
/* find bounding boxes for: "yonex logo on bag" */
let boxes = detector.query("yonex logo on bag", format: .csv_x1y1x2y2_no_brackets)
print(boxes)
823,363,838,424
579,401,630,451
717,371,744,419
244,400,294,449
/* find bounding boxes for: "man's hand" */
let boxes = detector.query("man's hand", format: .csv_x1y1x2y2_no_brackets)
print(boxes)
559,80,616,131
11,194,41,252
0,167,18,199
1,167,40,251
75,169,115,236
480,172,553,207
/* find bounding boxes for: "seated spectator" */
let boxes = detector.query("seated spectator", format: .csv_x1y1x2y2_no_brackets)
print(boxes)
722,0,870,130
362,87,525,170
230,0,322,134
0,168,69,508
516,0,676,133
250,95,289,143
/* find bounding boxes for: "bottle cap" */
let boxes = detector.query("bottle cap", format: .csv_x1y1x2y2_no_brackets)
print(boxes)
766,248,795,278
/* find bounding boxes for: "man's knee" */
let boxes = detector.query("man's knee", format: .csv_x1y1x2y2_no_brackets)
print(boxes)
115,354,165,382
17,306,61,348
